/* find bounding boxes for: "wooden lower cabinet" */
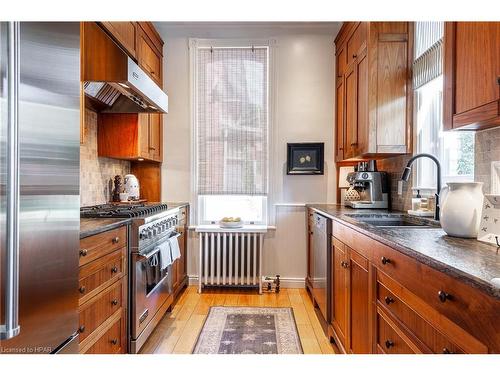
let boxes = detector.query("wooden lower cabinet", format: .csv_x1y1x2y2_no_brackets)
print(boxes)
79,226,128,354
172,206,189,297
326,219,499,354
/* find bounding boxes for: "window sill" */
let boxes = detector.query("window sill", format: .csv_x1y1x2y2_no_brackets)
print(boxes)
191,224,275,233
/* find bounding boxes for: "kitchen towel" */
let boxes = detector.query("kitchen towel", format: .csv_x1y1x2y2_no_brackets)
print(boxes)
169,235,181,261
159,241,173,270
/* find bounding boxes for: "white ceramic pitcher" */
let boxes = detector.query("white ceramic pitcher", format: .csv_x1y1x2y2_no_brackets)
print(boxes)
439,182,484,238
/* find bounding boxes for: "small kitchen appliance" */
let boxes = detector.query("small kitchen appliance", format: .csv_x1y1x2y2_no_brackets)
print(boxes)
345,165,389,209
124,174,140,200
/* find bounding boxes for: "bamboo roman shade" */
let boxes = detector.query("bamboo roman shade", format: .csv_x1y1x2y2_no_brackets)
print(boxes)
413,22,444,89
196,46,269,196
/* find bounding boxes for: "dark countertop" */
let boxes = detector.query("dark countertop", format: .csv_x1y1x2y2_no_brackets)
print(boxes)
307,204,500,300
80,202,189,239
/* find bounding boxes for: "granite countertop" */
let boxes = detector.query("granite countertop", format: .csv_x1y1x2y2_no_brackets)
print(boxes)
307,204,500,300
80,202,189,239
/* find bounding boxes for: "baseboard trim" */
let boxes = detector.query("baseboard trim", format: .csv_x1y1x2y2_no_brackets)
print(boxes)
188,276,305,289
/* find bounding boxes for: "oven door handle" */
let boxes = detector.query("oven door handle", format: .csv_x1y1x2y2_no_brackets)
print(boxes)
169,232,181,240
137,247,161,261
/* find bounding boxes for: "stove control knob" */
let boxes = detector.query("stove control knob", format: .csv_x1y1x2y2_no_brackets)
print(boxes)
147,229,153,239
140,230,147,240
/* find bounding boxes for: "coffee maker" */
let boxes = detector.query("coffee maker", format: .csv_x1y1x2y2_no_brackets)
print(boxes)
345,161,389,209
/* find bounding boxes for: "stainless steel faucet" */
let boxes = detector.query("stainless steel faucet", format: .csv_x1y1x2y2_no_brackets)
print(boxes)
400,153,442,221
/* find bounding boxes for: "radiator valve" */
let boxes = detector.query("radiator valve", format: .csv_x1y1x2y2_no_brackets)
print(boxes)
263,275,280,293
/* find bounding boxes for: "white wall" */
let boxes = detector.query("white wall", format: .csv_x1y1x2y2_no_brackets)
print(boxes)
156,22,341,287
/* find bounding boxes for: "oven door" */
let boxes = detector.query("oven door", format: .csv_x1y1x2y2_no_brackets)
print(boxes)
131,235,173,340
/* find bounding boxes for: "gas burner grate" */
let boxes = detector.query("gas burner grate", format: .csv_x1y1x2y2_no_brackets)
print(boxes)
80,203,169,218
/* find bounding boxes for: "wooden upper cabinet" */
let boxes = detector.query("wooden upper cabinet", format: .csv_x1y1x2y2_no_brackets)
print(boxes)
98,113,162,163
137,22,164,88
100,22,137,59
444,22,500,130
334,22,412,161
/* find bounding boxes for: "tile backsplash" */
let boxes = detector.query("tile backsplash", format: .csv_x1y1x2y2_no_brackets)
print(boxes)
80,109,130,206
377,155,413,212
475,127,500,195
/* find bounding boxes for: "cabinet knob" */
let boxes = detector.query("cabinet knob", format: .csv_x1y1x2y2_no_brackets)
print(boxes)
385,340,394,349
352,54,357,59
78,325,85,333
350,142,358,146
497,76,500,85
384,296,395,305
112,299,119,306
112,236,119,244
381,256,392,265
438,290,452,303
111,266,118,274
442,348,454,354
110,339,118,345
79,286,86,294
79,249,88,257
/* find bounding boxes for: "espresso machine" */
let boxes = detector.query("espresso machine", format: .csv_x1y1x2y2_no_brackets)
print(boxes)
345,161,389,209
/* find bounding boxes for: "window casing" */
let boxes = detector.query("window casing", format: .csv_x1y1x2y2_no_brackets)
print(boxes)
413,22,474,191
192,40,270,225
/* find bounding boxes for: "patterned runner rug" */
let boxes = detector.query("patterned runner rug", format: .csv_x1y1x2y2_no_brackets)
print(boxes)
193,306,303,354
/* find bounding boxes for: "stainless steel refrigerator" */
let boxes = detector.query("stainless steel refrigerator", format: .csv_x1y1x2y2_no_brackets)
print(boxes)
1,22,80,354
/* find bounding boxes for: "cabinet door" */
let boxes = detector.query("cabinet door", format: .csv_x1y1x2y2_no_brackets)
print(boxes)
138,114,150,159
331,238,349,351
344,63,357,159
335,78,345,161
444,22,500,130
347,23,367,66
177,228,187,284
148,113,162,162
137,27,163,87
348,248,371,354
100,22,137,58
355,48,369,154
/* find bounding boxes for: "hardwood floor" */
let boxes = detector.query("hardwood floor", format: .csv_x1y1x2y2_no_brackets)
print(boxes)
139,286,334,354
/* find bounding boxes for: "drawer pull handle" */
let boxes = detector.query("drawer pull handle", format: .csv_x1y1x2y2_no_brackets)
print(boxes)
384,296,395,305
385,340,394,349
112,237,120,244
111,266,118,274
79,249,88,257
438,290,452,303
442,348,454,354
381,256,391,265
110,339,118,345
79,286,86,294
112,299,119,306
352,54,357,59
78,325,85,333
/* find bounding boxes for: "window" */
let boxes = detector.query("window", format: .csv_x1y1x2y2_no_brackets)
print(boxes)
414,22,474,191
192,41,270,225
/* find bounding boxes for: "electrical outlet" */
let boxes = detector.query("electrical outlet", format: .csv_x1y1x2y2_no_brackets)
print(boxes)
398,180,404,196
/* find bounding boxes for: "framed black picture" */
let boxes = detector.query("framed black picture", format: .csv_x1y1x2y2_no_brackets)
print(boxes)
286,143,324,175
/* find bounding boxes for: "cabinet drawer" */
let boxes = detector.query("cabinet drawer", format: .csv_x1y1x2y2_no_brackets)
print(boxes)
377,309,420,354
79,226,126,267
377,279,465,354
372,240,500,350
78,247,126,305
78,278,125,343
83,314,125,354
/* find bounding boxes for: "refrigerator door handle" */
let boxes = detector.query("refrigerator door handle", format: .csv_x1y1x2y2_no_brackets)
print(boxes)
1,21,21,341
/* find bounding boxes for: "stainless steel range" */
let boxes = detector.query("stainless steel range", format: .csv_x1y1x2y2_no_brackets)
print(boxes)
80,203,181,353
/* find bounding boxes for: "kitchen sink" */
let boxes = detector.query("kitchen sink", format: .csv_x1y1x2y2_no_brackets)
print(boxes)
346,214,438,228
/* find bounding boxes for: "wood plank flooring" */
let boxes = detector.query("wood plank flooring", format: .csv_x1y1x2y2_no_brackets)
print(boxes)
139,286,334,354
